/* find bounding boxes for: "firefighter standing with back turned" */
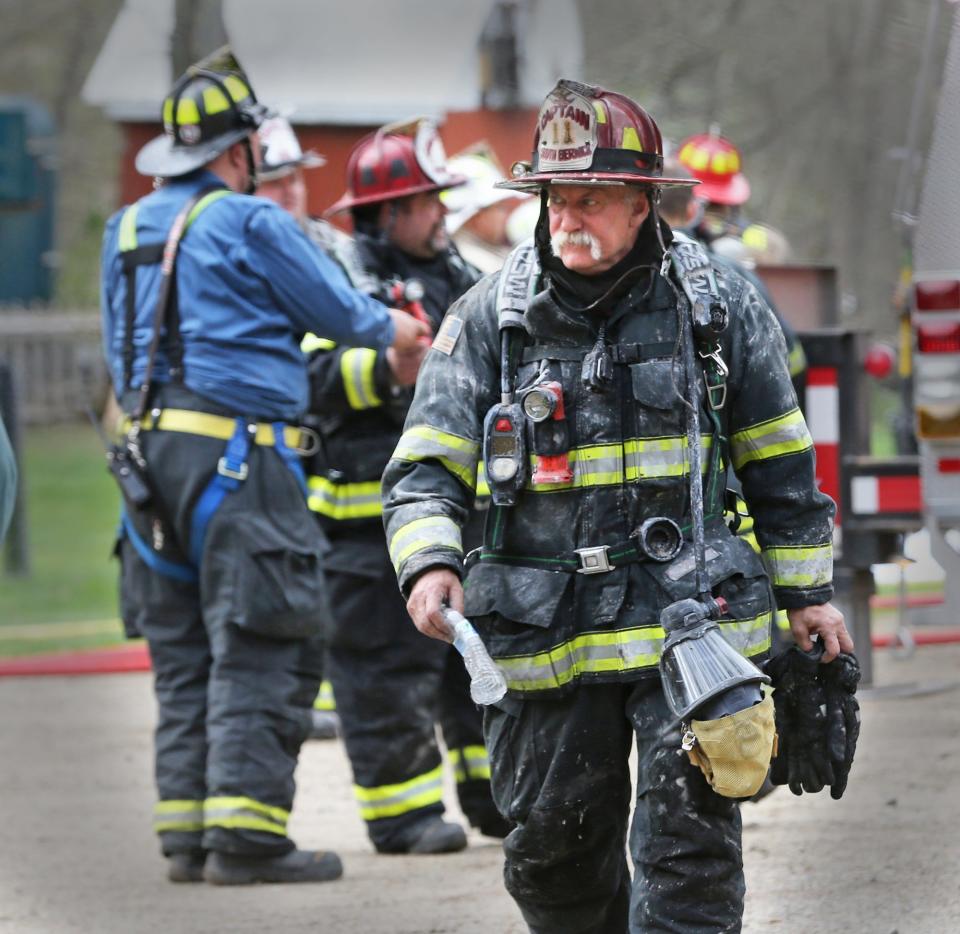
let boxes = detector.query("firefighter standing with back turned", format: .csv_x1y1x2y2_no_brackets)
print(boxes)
99,48,425,886
303,119,511,854
383,80,857,932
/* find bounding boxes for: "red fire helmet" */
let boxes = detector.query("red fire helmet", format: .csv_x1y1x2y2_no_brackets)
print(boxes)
327,118,466,214
498,79,696,192
676,133,751,206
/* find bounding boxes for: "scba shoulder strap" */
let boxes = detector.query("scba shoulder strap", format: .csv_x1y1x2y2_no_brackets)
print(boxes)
666,231,729,412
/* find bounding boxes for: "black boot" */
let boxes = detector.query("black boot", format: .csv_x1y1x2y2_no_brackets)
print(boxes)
167,850,206,883
375,816,467,855
203,848,343,885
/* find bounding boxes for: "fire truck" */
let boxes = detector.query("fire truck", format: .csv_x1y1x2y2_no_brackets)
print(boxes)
907,1,960,623
753,3,960,685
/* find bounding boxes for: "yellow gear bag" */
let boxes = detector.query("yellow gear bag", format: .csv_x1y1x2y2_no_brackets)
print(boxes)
682,693,778,799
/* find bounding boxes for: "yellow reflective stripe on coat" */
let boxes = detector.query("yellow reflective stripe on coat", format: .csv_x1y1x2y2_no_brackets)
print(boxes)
729,408,812,471
788,342,807,377
392,425,480,489
494,613,771,693
117,189,229,254
153,799,204,833
185,189,231,227
301,333,337,353
118,204,140,252
313,679,336,712
341,347,382,409
448,745,491,782
307,475,382,519
528,435,713,492
353,765,444,821
203,796,290,836
762,543,833,588
389,515,462,572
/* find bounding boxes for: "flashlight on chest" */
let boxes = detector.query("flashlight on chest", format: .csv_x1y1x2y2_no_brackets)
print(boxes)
522,380,574,485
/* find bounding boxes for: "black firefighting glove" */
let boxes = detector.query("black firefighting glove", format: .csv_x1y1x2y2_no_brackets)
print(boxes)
820,652,861,800
767,643,835,795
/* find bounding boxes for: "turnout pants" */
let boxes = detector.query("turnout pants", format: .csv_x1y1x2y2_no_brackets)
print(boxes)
484,679,744,934
323,525,499,850
116,390,327,858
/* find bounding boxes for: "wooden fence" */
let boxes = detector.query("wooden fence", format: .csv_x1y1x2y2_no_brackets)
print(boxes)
0,310,107,425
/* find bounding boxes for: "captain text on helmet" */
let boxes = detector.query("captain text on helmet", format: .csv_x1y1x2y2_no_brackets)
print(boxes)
382,79,851,933
100,47,426,888
300,119,509,856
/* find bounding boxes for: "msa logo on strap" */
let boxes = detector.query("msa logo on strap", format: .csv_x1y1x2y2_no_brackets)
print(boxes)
496,241,539,330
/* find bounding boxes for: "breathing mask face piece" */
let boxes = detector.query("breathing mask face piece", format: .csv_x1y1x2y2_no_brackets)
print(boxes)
683,692,777,798
658,597,770,721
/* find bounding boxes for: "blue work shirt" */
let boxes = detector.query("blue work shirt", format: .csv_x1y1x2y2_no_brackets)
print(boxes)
101,169,396,420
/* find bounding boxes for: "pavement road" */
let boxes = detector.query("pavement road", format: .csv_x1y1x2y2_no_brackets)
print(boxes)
1,643,958,933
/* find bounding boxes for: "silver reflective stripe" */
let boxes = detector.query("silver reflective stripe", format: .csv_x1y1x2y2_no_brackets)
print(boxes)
392,425,480,488
203,796,289,836
354,765,445,820
389,515,462,571
730,408,812,470
153,799,203,832
625,436,713,479
341,347,381,409
495,614,771,692
762,545,833,588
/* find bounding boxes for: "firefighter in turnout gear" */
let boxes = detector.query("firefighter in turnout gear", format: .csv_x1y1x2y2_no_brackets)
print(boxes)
383,80,851,932
100,48,426,886
255,115,356,742
675,134,808,390
306,118,510,854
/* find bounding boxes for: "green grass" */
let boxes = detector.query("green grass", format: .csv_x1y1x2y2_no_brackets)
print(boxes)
0,422,126,654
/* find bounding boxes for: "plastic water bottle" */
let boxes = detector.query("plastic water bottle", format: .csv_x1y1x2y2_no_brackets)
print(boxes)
442,607,508,705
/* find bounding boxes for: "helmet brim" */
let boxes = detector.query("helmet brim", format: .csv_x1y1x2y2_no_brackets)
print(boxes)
135,127,253,178
257,151,327,182
694,173,750,206
325,175,467,216
496,172,699,192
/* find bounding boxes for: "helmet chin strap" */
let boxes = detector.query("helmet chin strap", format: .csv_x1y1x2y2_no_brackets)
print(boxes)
242,137,258,195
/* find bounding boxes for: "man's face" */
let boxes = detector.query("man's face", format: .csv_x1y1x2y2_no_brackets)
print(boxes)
257,166,308,223
546,184,649,275
383,191,449,259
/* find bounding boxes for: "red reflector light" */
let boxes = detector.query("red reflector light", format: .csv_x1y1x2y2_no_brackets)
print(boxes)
938,458,960,474
917,322,960,353
495,417,513,432
914,279,960,312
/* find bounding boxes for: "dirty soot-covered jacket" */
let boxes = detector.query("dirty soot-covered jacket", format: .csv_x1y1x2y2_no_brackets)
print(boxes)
302,232,479,530
381,252,835,697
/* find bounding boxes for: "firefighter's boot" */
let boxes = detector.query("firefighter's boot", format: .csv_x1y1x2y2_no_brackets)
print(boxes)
203,848,344,885
376,816,467,855
167,850,206,883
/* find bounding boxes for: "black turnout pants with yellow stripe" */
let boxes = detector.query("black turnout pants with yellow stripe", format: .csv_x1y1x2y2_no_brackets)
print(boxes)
117,388,326,859
484,679,744,934
322,525,498,850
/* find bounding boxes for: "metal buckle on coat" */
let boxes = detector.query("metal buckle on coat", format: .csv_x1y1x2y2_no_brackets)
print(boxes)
574,545,615,575
291,426,321,457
